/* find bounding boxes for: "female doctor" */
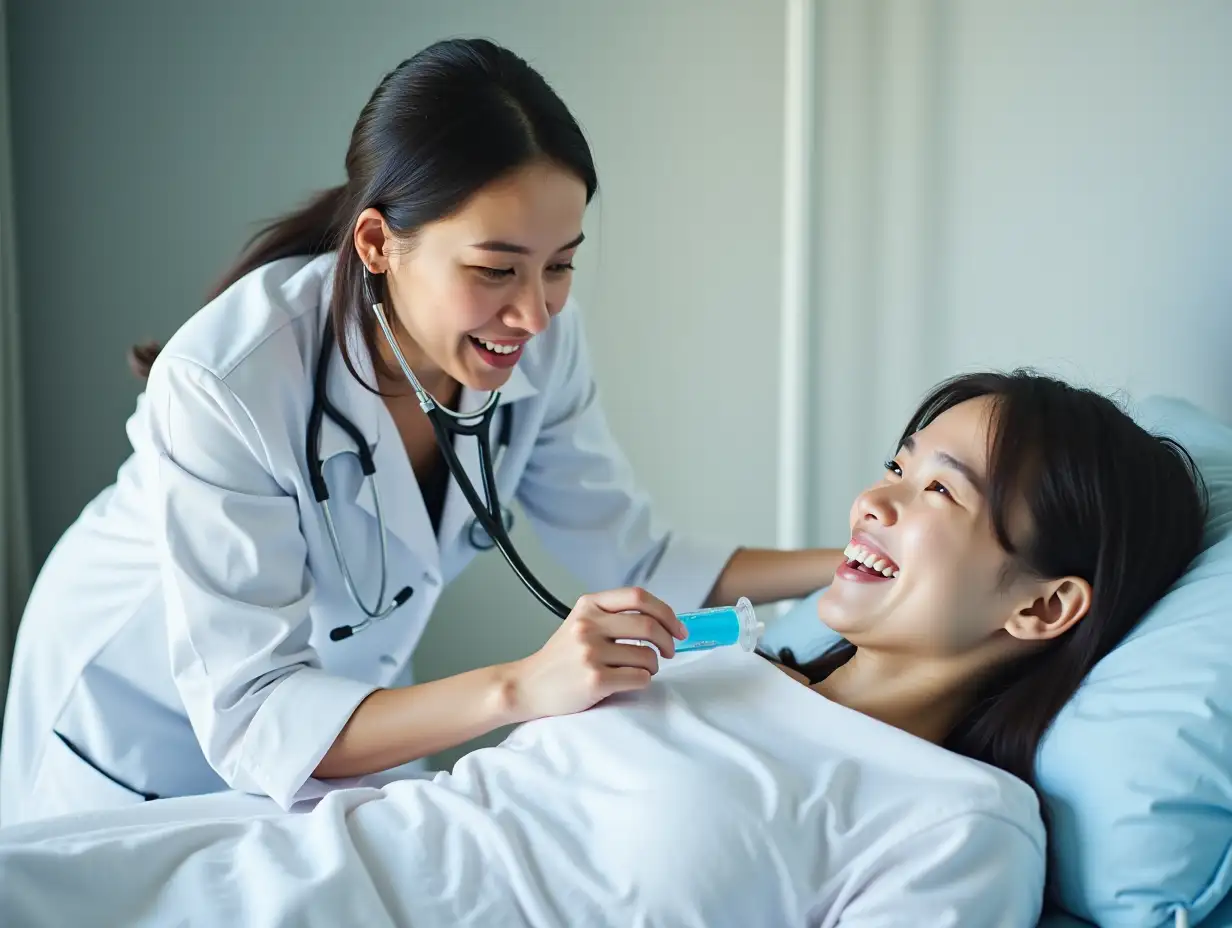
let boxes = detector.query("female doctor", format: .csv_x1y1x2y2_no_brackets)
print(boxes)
0,38,842,826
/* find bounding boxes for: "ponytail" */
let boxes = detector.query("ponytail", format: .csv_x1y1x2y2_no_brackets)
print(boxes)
126,184,349,380
206,184,349,304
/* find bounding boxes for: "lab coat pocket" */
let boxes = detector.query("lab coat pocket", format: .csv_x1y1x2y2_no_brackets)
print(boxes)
25,732,152,821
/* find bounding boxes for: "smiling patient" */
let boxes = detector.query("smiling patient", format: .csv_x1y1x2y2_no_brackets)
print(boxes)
775,370,1204,779
0,370,1206,928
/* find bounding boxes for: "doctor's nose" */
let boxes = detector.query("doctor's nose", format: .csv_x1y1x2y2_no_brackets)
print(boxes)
503,280,552,334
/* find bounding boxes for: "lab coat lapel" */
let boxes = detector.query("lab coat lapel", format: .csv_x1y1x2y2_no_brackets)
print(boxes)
437,366,538,554
313,331,379,485
315,326,441,576
366,402,442,575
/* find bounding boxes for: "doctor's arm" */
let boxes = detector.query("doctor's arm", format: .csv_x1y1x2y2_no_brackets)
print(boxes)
517,308,843,612
317,586,687,779
703,547,845,608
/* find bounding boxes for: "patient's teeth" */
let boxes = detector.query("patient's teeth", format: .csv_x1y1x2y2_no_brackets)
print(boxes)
892,569,900,578
844,543,901,577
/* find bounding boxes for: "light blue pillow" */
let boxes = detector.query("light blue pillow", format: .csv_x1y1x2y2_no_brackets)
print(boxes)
761,396,1232,928
1036,913,1096,928
759,588,838,664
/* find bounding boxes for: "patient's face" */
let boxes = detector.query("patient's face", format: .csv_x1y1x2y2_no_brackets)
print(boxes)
817,397,1028,657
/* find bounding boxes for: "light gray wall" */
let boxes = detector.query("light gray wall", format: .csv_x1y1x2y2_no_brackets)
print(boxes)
805,0,1232,545
7,1,787,765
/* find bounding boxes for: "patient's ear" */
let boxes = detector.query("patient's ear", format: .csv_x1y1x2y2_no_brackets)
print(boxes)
1004,577,1092,641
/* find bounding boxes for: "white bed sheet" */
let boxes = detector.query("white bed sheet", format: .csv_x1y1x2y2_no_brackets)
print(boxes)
0,648,1046,927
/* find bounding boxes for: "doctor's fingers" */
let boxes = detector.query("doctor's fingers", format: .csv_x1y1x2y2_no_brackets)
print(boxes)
585,610,678,659
592,641,661,677
572,588,686,639
595,666,655,697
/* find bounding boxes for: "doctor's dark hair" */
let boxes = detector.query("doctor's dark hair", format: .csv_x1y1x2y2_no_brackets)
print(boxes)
777,370,1207,791
127,38,597,381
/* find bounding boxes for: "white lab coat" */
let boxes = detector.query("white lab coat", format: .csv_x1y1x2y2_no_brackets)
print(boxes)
0,253,733,827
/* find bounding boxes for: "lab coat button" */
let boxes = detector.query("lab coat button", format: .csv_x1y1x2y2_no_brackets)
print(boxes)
423,572,439,587
379,654,397,668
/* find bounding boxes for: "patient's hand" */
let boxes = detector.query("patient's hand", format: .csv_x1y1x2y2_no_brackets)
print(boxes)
507,588,688,722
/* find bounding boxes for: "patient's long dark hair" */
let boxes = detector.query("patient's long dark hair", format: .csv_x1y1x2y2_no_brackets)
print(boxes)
776,371,1207,790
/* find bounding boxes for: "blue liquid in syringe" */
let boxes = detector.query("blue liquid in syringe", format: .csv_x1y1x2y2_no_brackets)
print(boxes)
674,598,761,652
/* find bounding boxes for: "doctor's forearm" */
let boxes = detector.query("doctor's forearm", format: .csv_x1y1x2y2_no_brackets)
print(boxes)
704,547,845,607
313,664,522,780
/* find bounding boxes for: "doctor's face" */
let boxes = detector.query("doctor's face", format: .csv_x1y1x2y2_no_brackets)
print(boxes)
816,398,1040,661
377,159,588,393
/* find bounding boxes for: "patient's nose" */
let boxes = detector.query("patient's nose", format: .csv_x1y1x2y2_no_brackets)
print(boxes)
853,485,898,527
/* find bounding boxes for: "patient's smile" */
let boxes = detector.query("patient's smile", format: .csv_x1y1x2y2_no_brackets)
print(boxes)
841,541,900,579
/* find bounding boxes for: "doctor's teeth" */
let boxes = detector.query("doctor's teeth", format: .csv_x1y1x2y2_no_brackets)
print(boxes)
478,338,518,355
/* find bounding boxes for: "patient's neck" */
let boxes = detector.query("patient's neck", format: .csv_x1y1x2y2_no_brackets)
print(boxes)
811,649,986,745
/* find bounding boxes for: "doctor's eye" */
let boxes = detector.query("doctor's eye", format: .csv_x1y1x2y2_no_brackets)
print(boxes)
472,266,515,281
546,262,575,275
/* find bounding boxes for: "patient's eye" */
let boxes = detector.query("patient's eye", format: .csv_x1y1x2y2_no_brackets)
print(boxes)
884,460,902,477
926,480,952,497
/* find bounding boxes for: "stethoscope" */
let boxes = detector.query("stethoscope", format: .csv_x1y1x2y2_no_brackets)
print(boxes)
308,269,573,642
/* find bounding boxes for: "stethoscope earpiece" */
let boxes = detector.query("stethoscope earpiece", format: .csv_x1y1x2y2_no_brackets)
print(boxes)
362,264,381,294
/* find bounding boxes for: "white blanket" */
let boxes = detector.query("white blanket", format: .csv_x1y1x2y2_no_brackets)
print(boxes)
0,647,1045,927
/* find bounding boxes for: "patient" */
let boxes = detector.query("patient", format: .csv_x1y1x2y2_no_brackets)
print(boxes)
772,369,1206,785
0,371,1206,928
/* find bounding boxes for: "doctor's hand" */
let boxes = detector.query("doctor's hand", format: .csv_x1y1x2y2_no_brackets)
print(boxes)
507,587,688,722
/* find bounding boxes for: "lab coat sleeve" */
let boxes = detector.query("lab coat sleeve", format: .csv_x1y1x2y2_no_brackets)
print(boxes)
831,811,1045,927
143,357,378,810
516,307,736,613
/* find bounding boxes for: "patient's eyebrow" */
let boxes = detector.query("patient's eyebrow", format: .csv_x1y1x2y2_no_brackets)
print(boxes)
900,435,986,497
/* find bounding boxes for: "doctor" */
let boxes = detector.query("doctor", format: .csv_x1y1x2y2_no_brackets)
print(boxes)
0,38,843,826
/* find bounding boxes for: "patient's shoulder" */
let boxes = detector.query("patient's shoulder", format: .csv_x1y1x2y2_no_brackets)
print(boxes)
771,661,810,686
824,805,1046,926
911,745,1045,835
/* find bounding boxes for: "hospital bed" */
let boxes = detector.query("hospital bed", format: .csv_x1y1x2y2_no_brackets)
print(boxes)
2,395,1231,928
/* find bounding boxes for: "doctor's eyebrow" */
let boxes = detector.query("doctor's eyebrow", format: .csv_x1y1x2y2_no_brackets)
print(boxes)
899,435,987,497
470,232,586,255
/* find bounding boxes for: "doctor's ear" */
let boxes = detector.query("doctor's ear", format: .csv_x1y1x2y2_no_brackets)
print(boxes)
353,208,392,274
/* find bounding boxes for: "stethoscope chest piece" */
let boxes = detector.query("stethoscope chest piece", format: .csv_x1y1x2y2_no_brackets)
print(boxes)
467,506,515,550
